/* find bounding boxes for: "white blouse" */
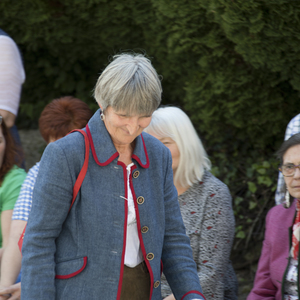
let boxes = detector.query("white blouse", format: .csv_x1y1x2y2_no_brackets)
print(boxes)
124,163,143,267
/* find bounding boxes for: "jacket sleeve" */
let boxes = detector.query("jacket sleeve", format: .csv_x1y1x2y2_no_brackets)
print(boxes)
161,154,205,300
21,142,75,300
196,183,236,299
247,210,277,300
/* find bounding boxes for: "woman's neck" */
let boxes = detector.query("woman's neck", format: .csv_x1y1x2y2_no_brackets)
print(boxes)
115,142,135,166
175,182,190,196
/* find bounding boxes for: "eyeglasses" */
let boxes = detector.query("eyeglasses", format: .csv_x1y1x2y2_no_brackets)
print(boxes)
279,164,300,177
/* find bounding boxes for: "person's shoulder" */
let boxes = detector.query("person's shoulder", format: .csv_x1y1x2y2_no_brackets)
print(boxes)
202,171,230,193
0,35,19,53
28,162,40,173
42,132,88,172
3,166,26,186
6,165,26,178
268,202,289,215
50,130,86,154
0,34,15,44
26,162,40,179
266,201,295,225
289,113,300,124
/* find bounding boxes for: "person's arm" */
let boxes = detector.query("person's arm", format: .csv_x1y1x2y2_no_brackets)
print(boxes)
0,220,26,288
0,164,38,289
0,210,13,258
21,142,75,299
161,154,204,300
196,181,236,299
0,168,26,259
247,211,277,300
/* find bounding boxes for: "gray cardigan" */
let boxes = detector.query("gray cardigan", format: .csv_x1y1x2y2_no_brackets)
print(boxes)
161,171,238,300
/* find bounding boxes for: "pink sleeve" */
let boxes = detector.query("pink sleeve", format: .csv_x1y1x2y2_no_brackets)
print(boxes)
247,211,277,300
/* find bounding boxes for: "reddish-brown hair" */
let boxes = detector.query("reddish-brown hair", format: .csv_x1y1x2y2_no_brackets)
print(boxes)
0,119,23,184
39,96,93,143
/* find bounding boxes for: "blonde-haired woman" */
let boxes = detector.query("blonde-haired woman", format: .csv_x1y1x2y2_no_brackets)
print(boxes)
145,106,238,300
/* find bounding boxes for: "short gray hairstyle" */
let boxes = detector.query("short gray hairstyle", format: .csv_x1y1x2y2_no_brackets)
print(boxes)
94,53,162,115
144,106,211,187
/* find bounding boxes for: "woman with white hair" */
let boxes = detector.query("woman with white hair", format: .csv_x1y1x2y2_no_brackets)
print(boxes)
144,106,238,300
21,54,205,300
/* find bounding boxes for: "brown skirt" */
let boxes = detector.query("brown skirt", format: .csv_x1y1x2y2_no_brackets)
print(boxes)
120,261,150,300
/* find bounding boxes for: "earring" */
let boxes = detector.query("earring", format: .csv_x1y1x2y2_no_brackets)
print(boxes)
284,189,290,208
100,111,105,121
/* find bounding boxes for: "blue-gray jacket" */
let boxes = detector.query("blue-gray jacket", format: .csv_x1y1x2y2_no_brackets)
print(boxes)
21,110,204,300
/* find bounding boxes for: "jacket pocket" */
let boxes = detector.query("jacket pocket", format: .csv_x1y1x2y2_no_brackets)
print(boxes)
55,256,87,279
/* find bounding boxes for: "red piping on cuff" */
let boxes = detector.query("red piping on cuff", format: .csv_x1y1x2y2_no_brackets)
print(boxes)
181,290,206,300
55,256,88,279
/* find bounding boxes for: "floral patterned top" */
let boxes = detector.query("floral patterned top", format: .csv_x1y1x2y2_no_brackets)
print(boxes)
161,171,238,300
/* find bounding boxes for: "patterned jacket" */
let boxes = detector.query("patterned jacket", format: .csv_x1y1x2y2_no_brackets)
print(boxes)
161,171,238,299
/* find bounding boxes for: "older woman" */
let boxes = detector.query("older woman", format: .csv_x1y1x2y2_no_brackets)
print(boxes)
21,54,204,300
248,133,300,300
0,96,93,300
144,106,238,300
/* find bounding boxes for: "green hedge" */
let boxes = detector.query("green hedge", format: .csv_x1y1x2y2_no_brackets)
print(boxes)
1,0,300,263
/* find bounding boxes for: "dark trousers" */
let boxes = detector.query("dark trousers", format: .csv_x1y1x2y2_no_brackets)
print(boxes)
120,261,150,300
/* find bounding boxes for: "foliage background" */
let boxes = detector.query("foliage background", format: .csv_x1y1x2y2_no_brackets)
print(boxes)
1,0,300,268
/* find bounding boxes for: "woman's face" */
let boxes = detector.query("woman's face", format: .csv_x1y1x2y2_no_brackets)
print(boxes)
283,144,300,199
148,132,180,173
0,127,6,168
102,106,152,148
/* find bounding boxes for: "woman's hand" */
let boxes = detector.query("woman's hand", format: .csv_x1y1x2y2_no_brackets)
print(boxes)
0,282,21,300
163,294,175,300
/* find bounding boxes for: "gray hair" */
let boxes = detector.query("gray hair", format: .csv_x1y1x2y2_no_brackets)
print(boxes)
144,106,211,187
94,53,162,115
276,133,300,165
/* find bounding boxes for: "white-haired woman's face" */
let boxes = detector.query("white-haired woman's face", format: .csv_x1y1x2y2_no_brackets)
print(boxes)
283,144,300,199
148,132,180,173
103,106,152,148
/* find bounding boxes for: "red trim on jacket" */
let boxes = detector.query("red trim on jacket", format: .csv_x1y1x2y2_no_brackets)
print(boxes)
55,257,88,279
129,166,154,300
116,161,129,300
68,129,90,212
181,290,206,300
131,134,150,168
86,124,118,166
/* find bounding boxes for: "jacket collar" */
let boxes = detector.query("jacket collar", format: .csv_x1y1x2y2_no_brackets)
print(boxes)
86,110,149,168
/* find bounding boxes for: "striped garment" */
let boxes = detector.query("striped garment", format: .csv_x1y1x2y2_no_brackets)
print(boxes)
0,30,25,116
